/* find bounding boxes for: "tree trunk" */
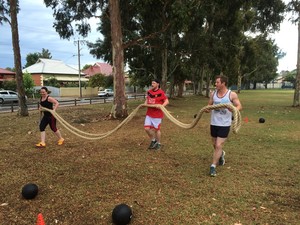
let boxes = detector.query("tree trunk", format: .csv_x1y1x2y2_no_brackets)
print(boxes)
9,0,28,116
198,67,205,96
109,0,127,118
293,20,300,106
191,68,196,95
237,64,242,93
205,71,211,98
168,76,174,98
245,81,251,90
237,74,242,93
177,81,184,97
161,46,168,91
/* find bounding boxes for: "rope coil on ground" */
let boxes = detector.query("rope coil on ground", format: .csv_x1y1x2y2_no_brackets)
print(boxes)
40,103,241,140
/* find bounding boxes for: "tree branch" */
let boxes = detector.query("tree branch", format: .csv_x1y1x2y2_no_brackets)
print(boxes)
122,22,170,49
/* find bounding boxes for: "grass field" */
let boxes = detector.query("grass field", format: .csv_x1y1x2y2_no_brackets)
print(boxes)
0,89,299,225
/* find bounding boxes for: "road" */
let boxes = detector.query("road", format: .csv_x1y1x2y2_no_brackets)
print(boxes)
0,97,113,113
0,95,146,113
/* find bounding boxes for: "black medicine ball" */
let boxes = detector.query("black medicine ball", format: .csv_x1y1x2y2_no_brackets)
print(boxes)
22,183,38,199
259,118,265,123
112,203,132,225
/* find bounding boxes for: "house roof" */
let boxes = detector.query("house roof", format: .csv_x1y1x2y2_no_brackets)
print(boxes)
0,68,15,75
22,58,84,75
83,62,113,77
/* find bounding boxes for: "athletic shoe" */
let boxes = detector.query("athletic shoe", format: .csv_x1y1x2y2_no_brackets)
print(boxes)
35,142,46,148
58,138,65,146
148,140,157,149
154,143,161,150
219,151,226,166
210,166,217,177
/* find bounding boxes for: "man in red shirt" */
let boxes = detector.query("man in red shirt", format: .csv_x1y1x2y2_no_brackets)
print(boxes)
144,79,169,150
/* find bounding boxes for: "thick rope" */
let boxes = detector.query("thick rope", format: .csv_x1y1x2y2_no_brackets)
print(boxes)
158,103,241,133
40,103,241,140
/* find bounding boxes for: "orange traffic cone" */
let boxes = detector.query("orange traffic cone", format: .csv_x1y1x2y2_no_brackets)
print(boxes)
36,213,46,225
244,117,249,123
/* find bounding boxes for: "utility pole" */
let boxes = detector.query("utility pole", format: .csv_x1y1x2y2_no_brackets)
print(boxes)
75,39,86,99
77,40,82,99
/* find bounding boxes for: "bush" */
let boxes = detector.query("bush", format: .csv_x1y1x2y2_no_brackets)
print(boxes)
2,80,17,91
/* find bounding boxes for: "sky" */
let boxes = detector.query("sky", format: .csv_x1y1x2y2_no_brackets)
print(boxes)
0,0,100,69
0,0,298,72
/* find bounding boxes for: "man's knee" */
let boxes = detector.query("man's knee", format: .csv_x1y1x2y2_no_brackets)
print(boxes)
215,142,224,150
144,127,151,131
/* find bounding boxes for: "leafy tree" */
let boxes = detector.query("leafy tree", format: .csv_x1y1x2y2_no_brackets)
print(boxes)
104,75,114,88
43,0,286,106
0,0,28,116
45,77,60,88
173,0,284,95
82,64,92,71
88,74,106,89
4,67,14,71
88,73,113,90
24,48,52,68
2,80,17,90
91,1,204,94
240,35,280,89
23,71,35,96
24,53,39,68
89,0,285,96
284,70,296,87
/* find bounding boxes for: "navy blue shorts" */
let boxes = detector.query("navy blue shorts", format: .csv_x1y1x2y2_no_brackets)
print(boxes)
210,125,230,138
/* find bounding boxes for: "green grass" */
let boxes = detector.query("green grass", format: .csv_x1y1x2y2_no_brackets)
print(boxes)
0,89,299,224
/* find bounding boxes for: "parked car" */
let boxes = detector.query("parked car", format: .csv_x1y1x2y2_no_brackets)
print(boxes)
0,90,25,104
98,89,114,97
281,83,294,89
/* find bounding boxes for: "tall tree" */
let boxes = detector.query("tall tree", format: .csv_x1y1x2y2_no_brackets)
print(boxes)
44,0,128,118
108,0,127,117
89,1,196,93
240,35,282,89
0,0,28,116
287,0,300,106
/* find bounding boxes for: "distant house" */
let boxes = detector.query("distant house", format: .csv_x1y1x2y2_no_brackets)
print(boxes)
0,68,15,85
83,62,113,78
83,62,132,88
22,58,88,86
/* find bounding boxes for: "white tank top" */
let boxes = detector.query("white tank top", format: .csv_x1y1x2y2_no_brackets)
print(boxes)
211,90,232,126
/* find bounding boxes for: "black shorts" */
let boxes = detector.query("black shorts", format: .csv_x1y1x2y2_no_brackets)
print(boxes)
210,125,230,138
40,115,57,132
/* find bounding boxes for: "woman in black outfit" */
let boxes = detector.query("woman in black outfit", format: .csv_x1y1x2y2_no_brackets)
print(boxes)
35,86,64,148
